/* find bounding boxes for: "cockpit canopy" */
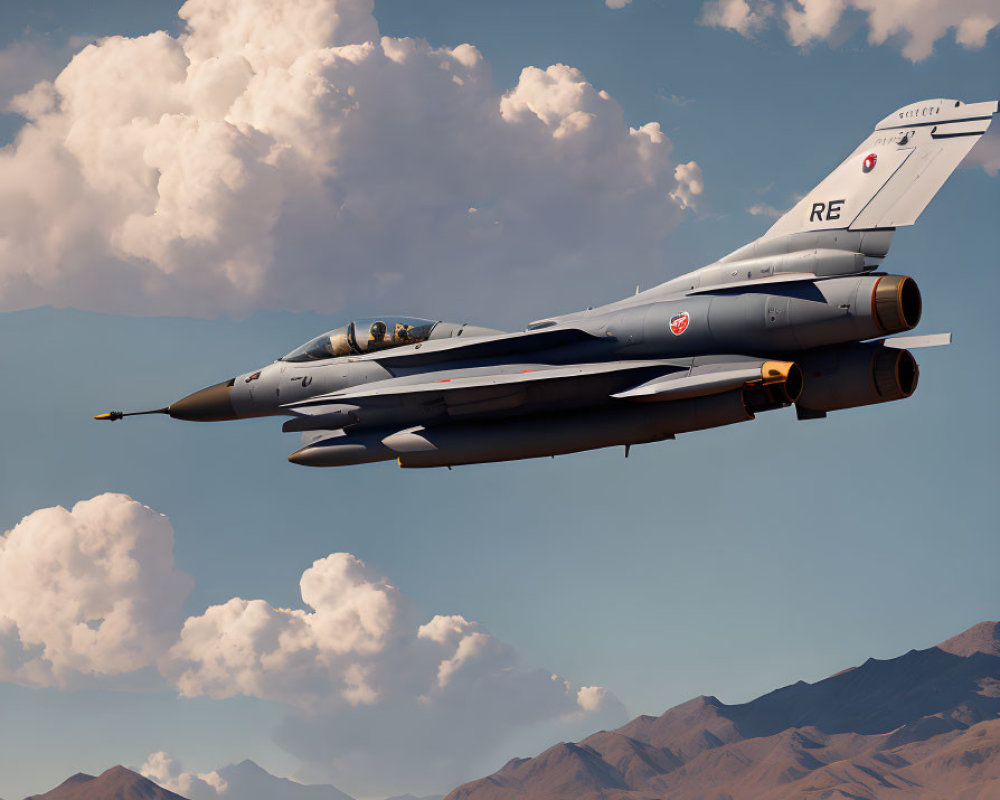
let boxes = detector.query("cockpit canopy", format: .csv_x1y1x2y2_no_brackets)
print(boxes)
282,317,438,362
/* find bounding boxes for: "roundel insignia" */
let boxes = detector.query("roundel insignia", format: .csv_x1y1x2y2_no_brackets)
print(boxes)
669,311,690,336
863,152,877,172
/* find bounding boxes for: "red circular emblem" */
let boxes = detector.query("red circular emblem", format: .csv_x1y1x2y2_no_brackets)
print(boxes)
863,152,877,172
669,311,690,336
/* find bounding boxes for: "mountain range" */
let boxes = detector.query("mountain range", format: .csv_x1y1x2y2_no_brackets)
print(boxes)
185,760,354,800
21,762,443,800
384,795,445,800
445,621,1000,800
21,622,1000,800
25,766,190,800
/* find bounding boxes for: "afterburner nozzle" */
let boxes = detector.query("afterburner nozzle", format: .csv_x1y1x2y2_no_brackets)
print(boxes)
761,360,804,403
872,275,922,334
742,360,803,414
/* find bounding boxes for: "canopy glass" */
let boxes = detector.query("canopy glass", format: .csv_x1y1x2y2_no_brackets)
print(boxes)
282,317,437,362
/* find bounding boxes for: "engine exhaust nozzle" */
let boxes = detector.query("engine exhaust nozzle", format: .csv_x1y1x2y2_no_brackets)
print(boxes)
872,275,921,334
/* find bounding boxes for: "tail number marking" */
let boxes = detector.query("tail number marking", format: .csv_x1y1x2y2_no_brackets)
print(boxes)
809,199,845,222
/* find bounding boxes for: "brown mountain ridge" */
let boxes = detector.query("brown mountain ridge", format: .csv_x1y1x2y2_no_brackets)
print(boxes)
446,621,1000,800
25,766,190,800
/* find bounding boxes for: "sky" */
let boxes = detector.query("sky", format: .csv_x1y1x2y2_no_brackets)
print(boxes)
0,0,998,798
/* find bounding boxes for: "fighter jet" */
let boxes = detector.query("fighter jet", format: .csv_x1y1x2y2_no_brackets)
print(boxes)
97,98,997,468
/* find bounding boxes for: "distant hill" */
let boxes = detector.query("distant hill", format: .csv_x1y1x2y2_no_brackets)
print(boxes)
384,795,444,800
28,759,356,800
26,766,191,800
203,760,353,800
445,621,1000,800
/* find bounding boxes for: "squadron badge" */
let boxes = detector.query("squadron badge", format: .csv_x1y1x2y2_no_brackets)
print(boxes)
669,311,691,336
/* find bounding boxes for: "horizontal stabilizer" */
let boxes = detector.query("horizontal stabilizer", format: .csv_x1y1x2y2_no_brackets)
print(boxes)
882,332,951,349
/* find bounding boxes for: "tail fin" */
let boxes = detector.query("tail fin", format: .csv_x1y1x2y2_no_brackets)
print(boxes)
763,98,997,241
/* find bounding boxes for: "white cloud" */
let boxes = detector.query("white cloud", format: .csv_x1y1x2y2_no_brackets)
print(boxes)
607,0,633,8
0,494,625,797
699,0,775,36
853,0,998,60
0,0,697,319
747,202,784,219
140,752,228,799
961,123,1000,177
164,552,625,793
671,160,704,209
782,0,846,45
163,553,410,708
699,0,998,60
0,494,193,687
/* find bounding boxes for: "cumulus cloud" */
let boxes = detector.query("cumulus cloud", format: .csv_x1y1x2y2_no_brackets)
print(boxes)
0,494,625,796
0,494,192,687
670,160,704,210
698,0,998,60
163,553,411,708
140,752,228,799
0,0,697,319
962,126,1000,177
699,0,774,36
165,552,624,793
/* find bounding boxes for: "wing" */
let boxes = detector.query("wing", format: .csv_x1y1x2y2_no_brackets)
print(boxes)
281,357,800,432
282,360,682,431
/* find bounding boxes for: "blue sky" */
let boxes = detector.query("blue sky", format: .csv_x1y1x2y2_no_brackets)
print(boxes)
0,1,998,798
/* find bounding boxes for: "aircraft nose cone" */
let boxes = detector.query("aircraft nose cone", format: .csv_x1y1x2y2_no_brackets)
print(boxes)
168,379,237,421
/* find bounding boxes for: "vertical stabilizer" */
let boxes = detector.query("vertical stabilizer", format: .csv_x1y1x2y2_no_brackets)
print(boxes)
762,98,997,241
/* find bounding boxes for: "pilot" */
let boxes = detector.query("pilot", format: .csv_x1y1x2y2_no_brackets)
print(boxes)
395,323,410,342
369,320,387,345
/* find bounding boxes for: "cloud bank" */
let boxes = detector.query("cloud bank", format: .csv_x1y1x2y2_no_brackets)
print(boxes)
0,494,192,686
697,0,998,61
0,0,698,319
0,494,625,795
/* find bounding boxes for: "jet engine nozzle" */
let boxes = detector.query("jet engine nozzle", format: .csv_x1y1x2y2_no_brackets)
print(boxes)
872,347,919,400
168,378,238,421
743,360,803,413
761,360,804,403
795,343,919,415
872,275,922,334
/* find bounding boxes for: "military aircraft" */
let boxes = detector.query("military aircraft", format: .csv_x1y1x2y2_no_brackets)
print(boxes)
97,98,997,468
